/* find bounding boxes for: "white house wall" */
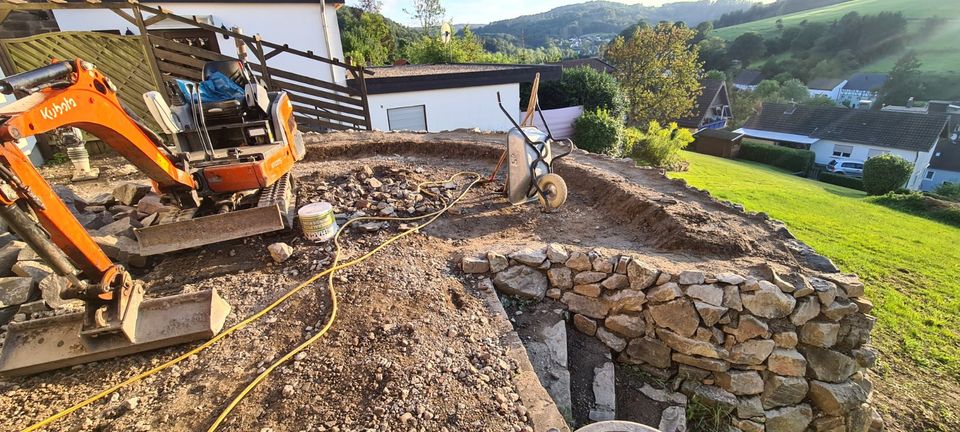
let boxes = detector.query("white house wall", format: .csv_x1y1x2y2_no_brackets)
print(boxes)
52,3,346,84
922,169,960,191
367,84,520,133
810,139,933,190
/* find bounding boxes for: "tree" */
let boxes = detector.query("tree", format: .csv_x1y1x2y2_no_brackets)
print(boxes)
727,32,765,65
704,70,727,81
626,121,693,169
779,79,810,102
605,22,702,126
341,11,393,65
405,0,445,32
355,0,382,13
693,21,713,44
403,26,509,64
880,52,924,106
754,79,781,99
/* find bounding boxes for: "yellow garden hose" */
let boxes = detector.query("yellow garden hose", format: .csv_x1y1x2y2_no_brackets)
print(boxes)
22,171,482,432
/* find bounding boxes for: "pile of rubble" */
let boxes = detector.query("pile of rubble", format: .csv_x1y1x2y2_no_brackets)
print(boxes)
0,181,174,329
462,244,884,432
300,165,458,233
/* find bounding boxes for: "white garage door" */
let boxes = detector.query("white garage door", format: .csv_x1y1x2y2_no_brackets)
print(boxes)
387,105,427,131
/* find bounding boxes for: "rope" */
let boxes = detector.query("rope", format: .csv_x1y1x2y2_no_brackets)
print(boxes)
22,171,482,432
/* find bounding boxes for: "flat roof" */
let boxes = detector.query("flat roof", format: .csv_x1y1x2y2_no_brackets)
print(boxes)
353,63,562,95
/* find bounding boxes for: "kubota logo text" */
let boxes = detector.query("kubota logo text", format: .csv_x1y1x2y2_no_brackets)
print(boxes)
40,97,77,120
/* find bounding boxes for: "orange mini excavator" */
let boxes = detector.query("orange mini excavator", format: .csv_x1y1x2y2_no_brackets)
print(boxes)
0,58,305,376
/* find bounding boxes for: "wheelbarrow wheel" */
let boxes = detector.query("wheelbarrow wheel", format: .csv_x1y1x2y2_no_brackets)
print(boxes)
537,173,567,212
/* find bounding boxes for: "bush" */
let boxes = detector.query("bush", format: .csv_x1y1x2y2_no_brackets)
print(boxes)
626,121,693,169
862,154,914,195
871,192,960,228
737,141,815,173
527,66,625,116
819,172,864,191
573,108,624,156
933,182,960,202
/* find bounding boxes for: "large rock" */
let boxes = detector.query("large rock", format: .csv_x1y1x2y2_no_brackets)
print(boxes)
646,282,682,303
510,248,547,266
12,260,52,281
0,242,24,277
824,273,865,298
694,301,728,326
547,267,573,289
461,256,489,273
493,266,549,300
726,339,775,365
565,252,593,271
723,315,769,342
113,183,152,206
717,272,747,285
626,337,672,369
722,285,743,311
821,299,859,321
545,243,569,263
267,242,293,263
574,283,602,297
600,274,629,290
810,277,838,306
487,252,509,272
573,314,598,336
596,327,627,352
573,271,607,285
741,280,796,318
761,373,809,409
767,348,806,377
678,270,705,285
627,258,659,290
790,297,821,326
692,385,737,415
606,289,646,314
808,380,867,416
649,298,700,337
800,321,840,348
737,396,764,419
799,345,857,383
561,292,610,319
686,284,723,306
764,404,813,432
671,353,729,372
658,406,686,432
0,277,36,306
836,313,876,351
656,328,726,359
715,370,764,395
605,314,645,338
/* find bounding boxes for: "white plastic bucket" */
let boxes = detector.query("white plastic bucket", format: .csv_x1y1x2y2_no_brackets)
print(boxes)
298,202,338,242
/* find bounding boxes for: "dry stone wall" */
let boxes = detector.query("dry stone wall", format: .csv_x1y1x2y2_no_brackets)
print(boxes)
462,244,883,432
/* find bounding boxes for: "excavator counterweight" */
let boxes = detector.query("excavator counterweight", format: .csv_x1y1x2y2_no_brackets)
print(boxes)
0,58,304,376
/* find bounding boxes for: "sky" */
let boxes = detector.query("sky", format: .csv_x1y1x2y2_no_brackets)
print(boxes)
375,0,692,26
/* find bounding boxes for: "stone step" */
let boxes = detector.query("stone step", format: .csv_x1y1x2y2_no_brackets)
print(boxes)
589,361,616,422
524,314,573,424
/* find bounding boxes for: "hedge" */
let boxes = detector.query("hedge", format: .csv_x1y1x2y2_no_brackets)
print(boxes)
863,154,914,195
871,192,960,228
572,108,624,156
818,172,864,191
737,141,815,173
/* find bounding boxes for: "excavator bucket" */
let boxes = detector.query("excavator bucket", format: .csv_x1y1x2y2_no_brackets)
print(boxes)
0,289,230,377
135,175,295,256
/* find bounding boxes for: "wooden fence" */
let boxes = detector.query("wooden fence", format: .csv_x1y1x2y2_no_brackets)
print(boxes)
0,2,371,133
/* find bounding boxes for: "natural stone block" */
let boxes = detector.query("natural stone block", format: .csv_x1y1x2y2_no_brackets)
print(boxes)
0,277,36,306
767,348,806,377
734,419,764,432
761,373,809,409
800,321,840,348
573,283,602,298
672,353,729,372
736,395,764,419
694,301,728,326
565,251,592,271
596,327,627,352
547,267,573,289
573,313,597,336
686,284,724,306
493,266,548,300
723,315,769,342
773,331,798,349
722,285,743,311
562,292,610,319
810,277,838,306
764,403,813,432
824,274,865,298
605,314,645,338
461,256,489,273
509,248,547,266
646,282,682,303
615,255,630,274
606,289,646,314
678,270,705,285
809,380,867,416
726,339,775,365
656,328,727,359
574,271,607,285
717,272,746,285
113,183,152,206
790,296,821,326
692,385,737,415
600,273,629,290
741,280,796,319
716,370,764,395
811,416,845,432
852,297,874,314
626,337,672,369
627,258,659,290
799,345,857,383
835,313,876,351
545,243,569,263
649,298,700,337
821,299,859,321
487,252,508,272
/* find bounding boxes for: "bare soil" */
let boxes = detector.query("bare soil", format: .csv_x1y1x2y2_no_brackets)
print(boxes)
0,130,899,431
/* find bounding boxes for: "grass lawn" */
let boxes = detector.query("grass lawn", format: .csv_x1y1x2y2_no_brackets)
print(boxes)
668,151,960,381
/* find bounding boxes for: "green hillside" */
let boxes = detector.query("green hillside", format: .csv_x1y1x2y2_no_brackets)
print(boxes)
713,0,960,75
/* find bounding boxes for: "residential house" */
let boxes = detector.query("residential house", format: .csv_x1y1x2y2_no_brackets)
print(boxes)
806,78,847,102
675,79,733,131
551,57,615,74
352,64,561,132
733,69,765,91
838,73,887,108
33,1,348,84
736,102,950,190
922,138,960,191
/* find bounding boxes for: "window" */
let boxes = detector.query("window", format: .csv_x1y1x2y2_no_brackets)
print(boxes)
832,144,853,158
387,105,427,131
926,171,935,180
866,148,889,159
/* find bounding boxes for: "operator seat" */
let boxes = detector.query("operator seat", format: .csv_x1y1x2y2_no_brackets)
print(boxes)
198,60,248,125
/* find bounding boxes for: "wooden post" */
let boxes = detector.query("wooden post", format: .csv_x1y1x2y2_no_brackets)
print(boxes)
252,34,274,90
352,68,372,130
231,26,247,62
132,4,166,94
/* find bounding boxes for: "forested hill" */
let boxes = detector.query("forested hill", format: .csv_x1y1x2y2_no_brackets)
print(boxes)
714,0,851,28
472,0,757,48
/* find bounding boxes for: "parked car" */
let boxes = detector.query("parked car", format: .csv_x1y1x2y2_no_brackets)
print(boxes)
826,159,864,177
